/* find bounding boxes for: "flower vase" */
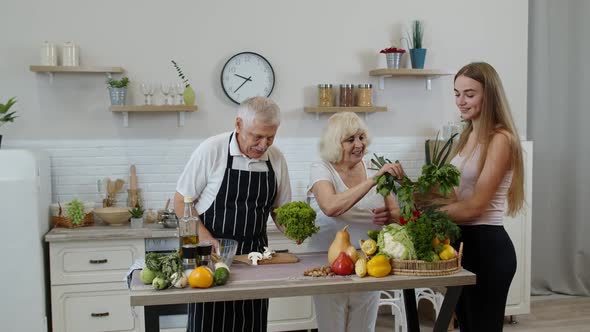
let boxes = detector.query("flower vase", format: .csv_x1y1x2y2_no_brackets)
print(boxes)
410,48,427,69
183,85,196,106
109,87,127,105
386,53,403,69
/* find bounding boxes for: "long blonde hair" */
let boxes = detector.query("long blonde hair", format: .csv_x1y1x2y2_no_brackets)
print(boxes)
454,62,524,216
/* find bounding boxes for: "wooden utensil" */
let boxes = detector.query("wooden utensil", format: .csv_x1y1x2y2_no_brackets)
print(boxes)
233,252,300,265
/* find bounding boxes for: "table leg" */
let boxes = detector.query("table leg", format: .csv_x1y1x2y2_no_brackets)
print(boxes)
403,288,420,332
432,286,462,332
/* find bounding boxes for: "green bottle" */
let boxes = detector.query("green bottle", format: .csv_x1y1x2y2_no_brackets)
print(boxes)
183,85,196,106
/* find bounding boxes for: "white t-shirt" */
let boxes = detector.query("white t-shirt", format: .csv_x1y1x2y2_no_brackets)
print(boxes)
306,160,384,251
176,131,292,215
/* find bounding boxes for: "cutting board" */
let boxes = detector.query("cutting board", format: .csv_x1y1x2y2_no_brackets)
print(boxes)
233,252,300,265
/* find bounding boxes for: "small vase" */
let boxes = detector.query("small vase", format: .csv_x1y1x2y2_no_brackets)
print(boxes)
183,85,196,106
410,48,427,69
386,53,403,69
130,217,143,229
109,87,127,105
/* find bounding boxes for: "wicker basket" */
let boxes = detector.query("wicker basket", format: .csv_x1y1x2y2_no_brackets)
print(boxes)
391,243,463,276
51,202,94,228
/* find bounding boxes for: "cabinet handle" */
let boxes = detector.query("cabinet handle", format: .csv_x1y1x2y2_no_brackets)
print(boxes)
90,312,110,317
89,259,108,264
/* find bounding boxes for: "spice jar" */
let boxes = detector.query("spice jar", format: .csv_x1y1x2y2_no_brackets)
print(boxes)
357,84,373,107
318,84,333,107
339,84,354,107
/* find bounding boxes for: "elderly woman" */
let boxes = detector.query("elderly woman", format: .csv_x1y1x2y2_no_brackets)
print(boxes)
306,112,403,332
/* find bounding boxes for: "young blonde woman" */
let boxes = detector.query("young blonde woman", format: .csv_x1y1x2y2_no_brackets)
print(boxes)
438,62,525,332
306,112,403,332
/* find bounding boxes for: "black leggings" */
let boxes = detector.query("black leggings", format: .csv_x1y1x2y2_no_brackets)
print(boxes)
454,225,516,332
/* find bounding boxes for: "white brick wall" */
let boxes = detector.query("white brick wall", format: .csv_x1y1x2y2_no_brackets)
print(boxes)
7,137,428,210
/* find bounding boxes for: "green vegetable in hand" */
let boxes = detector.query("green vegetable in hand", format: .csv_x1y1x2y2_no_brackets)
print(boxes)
274,201,319,244
371,154,399,197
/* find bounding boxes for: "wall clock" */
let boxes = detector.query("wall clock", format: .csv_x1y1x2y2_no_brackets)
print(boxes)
220,52,275,104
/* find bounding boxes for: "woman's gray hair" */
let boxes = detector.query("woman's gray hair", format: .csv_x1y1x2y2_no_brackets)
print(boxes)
319,112,371,163
237,96,281,128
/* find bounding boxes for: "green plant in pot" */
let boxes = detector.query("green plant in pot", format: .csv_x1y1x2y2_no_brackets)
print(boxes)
405,20,427,69
107,76,130,105
171,60,195,106
129,206,145,228
0,97,18,148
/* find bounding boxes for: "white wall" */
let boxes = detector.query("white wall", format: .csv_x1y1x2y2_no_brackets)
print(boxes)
0,0,528,140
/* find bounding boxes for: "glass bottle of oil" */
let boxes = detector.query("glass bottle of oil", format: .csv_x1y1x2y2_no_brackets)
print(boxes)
179,196,198,269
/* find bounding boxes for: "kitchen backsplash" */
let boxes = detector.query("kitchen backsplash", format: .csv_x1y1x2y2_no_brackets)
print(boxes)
7,137,426,209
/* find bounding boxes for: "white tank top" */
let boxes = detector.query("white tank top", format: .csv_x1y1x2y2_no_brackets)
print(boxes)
450,145,513,226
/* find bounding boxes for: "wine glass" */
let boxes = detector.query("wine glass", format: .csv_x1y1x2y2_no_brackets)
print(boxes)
140,82,154,105
160,82,171,105
174,82,184,105
168,83,177,105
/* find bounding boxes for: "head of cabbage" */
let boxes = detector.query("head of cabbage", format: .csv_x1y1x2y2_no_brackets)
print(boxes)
377,224,417,260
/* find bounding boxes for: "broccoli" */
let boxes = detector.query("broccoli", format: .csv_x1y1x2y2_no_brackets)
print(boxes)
274,201,319,244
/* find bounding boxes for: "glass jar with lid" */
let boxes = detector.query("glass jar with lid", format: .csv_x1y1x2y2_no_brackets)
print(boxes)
339,84,354,107
357,84,373,107
318,84,334,107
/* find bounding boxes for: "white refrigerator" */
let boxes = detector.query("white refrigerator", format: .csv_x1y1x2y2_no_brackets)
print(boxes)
0,149,51,332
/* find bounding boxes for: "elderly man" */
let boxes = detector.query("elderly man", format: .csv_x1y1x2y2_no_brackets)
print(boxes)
174,96,291,332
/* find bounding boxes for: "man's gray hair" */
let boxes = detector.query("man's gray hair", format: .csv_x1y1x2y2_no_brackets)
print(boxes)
237,97,281,128
319,112,371,163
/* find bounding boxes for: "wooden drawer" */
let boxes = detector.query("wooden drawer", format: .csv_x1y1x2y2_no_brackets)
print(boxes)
52,283,144,332
50,239,144,285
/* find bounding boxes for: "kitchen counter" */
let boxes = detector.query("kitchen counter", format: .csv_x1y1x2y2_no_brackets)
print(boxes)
44,223,177,242
129,252,475,332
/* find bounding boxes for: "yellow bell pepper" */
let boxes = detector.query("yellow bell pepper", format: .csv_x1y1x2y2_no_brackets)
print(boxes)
366,255,392,277
439,244,457,260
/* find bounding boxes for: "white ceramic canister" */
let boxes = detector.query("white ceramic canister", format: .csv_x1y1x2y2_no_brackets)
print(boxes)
61,41,80,66
40,41,58,66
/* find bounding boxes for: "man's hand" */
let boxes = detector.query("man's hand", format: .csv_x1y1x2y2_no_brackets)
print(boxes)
199,224,220,255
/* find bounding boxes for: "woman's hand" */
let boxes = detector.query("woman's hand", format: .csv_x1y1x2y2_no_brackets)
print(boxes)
372,206,394,225
375,162,405,180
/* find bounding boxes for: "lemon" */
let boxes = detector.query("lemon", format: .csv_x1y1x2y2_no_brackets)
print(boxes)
188,266,214,288
361,239,377,256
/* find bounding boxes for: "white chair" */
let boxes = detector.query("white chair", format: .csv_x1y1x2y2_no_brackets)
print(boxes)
379,288,445,332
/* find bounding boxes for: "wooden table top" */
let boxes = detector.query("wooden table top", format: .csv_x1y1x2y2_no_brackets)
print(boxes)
129,252,476,306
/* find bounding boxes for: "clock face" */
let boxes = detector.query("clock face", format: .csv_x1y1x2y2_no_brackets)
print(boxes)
221,52,275,104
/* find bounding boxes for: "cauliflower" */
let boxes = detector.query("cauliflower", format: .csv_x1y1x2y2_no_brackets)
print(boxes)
377,224,417,260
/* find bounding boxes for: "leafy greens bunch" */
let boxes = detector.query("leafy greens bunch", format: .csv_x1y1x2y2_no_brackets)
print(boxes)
404,207,460,261
372,132,461,221
274,201,318,244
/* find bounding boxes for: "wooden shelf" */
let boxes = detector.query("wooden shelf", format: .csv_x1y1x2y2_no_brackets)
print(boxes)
304,106,386,113
304,106,386,120
109,105,198,112
30,65,124,74
369,68,454,77
110,105,197,127
369,68,454,90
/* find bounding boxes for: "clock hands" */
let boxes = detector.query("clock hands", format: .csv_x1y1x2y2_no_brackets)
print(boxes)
234,74,253,82
234,75,252,93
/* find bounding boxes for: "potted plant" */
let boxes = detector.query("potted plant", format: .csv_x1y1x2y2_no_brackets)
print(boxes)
406,20,427,69
129,206,144,228
171,60,195,106
0,97,17,149
379,47,406,69
107,76,130,105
